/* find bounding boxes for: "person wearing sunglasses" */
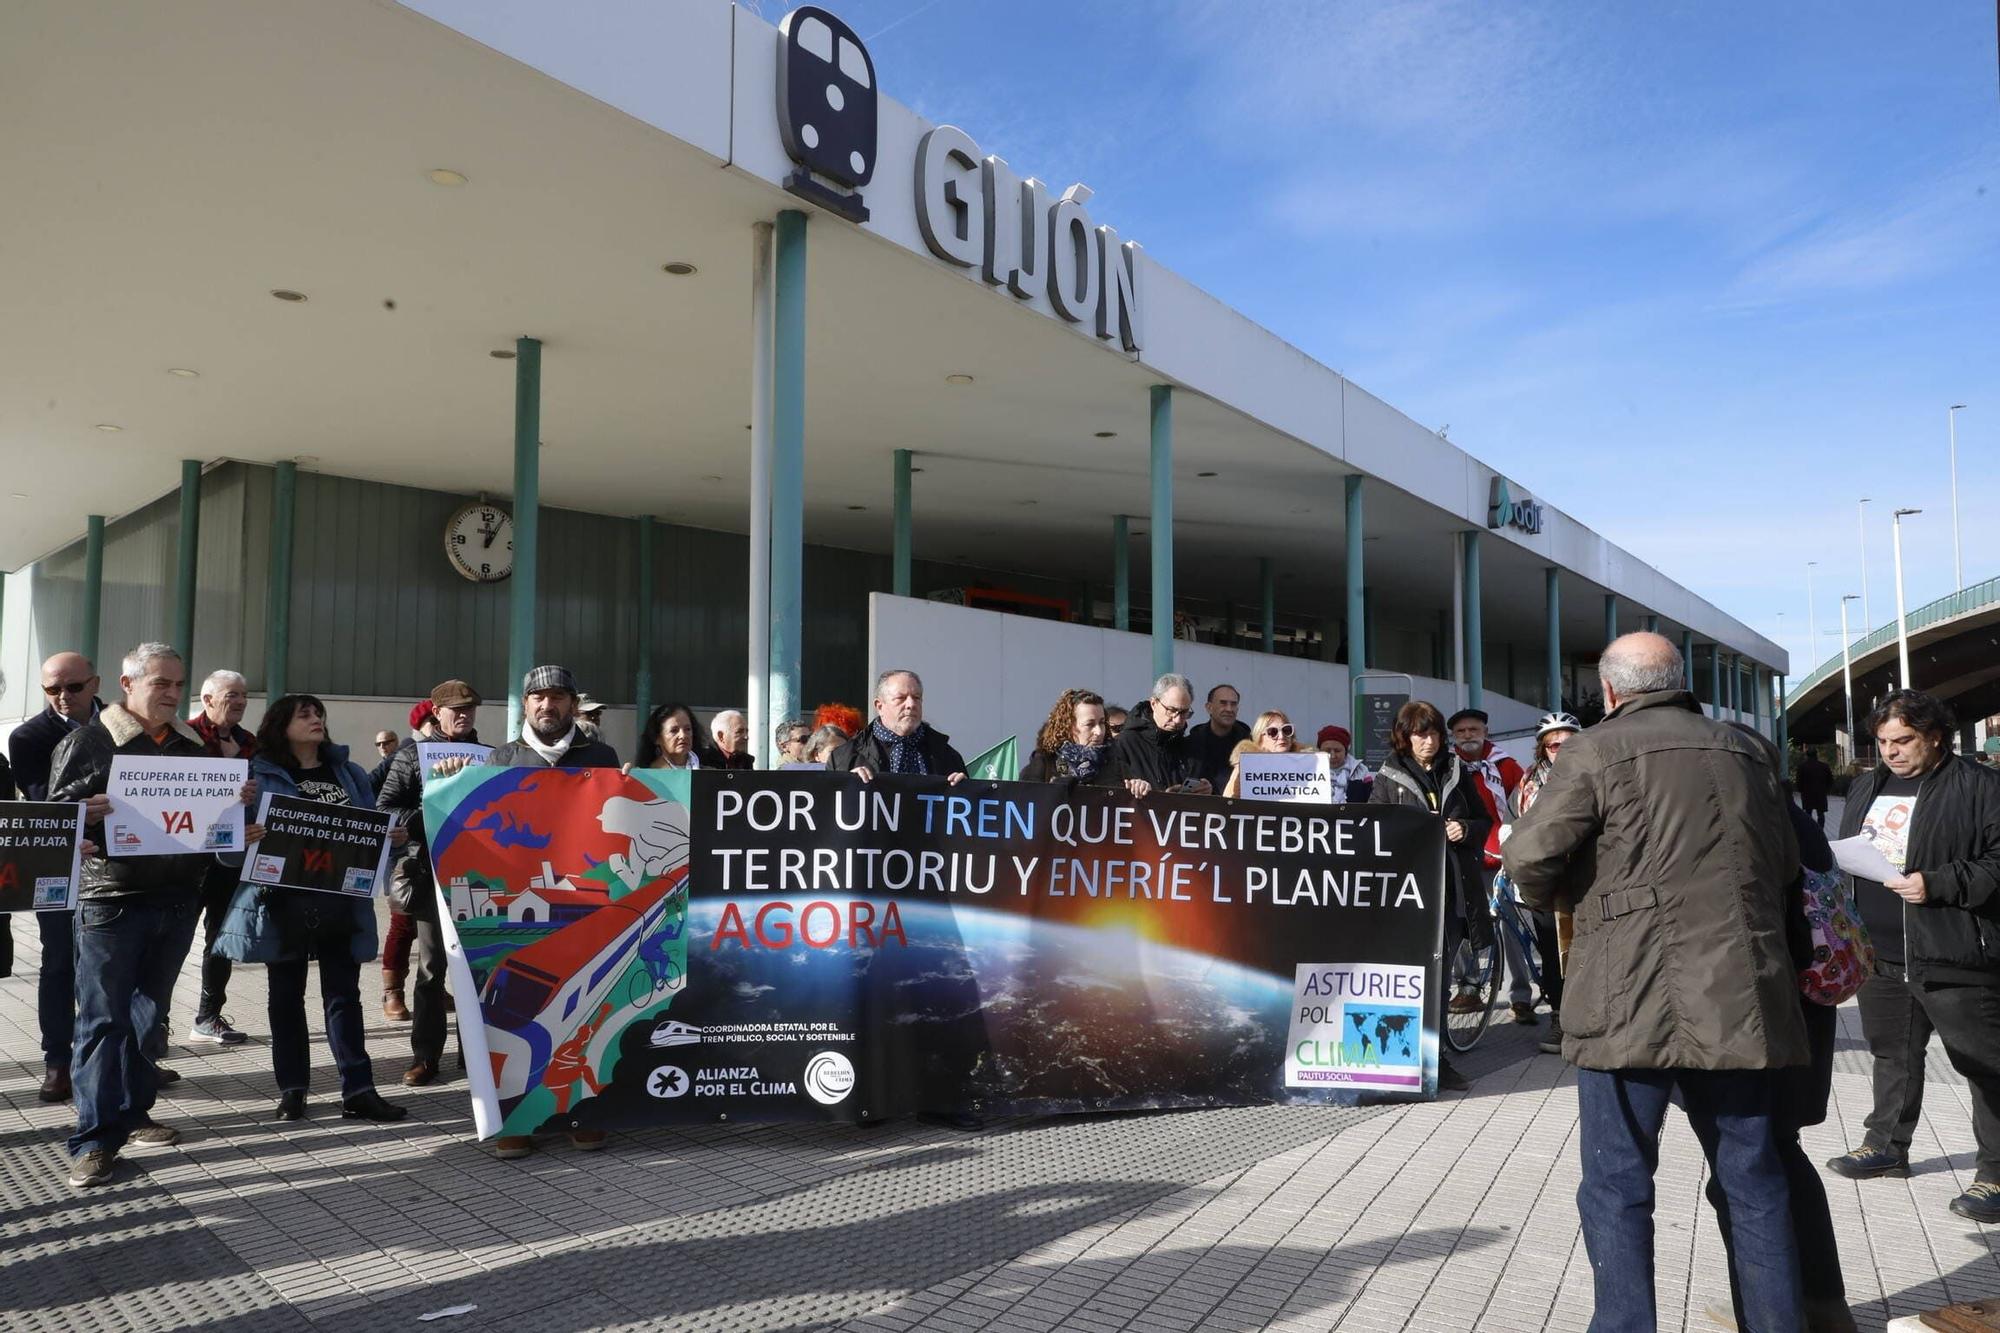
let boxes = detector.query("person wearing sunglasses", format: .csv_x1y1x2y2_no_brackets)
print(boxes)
7,652,107,1107
1222,710,1311,798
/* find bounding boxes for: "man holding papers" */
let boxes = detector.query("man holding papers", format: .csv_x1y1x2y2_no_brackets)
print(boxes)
1825,689,2000,1225
46,642,256,1187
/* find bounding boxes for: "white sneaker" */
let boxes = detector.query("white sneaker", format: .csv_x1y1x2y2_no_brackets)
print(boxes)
188,1015,248,1045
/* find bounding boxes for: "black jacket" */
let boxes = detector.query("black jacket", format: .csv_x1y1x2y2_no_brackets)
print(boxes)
828,724,966,777
1184,720,1250,793
1840,755,2000,985
1794,754,1833,809
1372,750,1491,921
10,699,104,800
485,734,622,770
375,731,483,900
49,705,218,902
1110,702,1198,790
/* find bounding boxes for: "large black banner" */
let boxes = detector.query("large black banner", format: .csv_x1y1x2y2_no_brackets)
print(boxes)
428,768,1445,1139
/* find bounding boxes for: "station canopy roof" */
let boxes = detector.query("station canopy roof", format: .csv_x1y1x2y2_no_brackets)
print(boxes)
0,0,1782,670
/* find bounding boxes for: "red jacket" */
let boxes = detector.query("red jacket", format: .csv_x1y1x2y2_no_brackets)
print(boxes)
1460,742,1523,868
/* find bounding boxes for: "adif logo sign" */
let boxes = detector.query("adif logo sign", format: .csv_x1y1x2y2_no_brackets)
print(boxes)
915,127,1144,354
778,7,877,223
1487,476,1545,535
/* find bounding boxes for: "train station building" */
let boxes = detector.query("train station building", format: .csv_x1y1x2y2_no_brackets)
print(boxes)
0,0,1786,759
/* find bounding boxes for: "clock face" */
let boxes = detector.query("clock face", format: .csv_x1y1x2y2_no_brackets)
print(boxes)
445,503,515,582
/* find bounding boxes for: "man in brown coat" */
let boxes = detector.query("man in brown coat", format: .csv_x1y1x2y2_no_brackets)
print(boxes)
1504,632,1808,1333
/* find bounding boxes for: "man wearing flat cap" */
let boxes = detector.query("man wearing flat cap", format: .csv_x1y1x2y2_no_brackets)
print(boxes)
375,678,487,1088
486,666,620,770
480,667,620,1161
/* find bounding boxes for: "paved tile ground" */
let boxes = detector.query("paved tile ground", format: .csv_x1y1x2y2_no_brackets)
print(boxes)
4,893,1997,1332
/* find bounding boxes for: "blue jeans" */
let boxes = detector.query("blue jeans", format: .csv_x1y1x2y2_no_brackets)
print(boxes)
1576,1067,1803,1333
38,908,76,1070
70,897,201,1158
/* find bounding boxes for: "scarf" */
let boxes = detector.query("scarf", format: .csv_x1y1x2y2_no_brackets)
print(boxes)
523,721,577,767
1057,740,1109,780
1329,755,1370,802
871,719,931,775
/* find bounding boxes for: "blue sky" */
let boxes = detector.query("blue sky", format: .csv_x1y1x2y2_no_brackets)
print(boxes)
784,0,1998,683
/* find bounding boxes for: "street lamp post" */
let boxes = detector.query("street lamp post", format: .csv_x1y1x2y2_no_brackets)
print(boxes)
1892,507,1921,689
1949,404,1967,590
1805,561,1818,673
1858,498,1872,629
1839,594,1859,766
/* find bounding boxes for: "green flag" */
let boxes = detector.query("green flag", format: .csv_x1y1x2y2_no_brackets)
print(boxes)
965,735,1018,781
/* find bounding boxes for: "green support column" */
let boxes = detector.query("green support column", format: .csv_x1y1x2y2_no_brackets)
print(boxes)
1709,648,1722,716
1344,475,1366,672
1544,567,1562,712
507,336,543,739
635,514,656,732
1362,586,1376,671
1461,530,1484,708
1149,385,1174,680
891,448,912,597
264,461,296,701
769,211,808,729
173,459,201,666
1603,592,1618,649
1112,516,1130,632
1681,629,1695,693
1259,558,1275,653
81,515,105,667
1643,614,1659,633
1753,665,1766,731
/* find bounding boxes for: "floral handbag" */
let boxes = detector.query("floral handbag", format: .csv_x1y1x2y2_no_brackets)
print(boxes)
1799,865,1875,1005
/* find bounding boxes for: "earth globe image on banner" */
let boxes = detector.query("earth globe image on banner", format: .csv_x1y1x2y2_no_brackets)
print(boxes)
615,896,1337,1116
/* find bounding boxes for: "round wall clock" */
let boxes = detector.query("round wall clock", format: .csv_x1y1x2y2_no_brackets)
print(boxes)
444,502,515,582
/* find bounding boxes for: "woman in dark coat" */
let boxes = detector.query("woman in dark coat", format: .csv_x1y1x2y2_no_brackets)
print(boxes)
1020,689,1151,797
1371,699,1492,1091
215,695,409,1124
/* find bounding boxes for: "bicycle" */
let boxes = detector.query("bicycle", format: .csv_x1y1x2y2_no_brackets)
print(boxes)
626,950,684,1010
1441,870,1547,1053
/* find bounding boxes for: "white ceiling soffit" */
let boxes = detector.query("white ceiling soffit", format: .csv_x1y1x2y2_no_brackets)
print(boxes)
0,0,1782,669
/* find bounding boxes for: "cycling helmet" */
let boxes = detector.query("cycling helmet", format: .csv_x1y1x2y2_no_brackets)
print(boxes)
1536,711,1582,738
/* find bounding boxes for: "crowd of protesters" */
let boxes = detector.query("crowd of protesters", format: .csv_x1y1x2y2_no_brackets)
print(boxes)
4,629,1997,1333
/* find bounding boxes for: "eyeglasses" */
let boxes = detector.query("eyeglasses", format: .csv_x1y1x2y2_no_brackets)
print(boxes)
1156,702,1192,720
375,739,397,749
43,680,93,697
1263,724,1294,740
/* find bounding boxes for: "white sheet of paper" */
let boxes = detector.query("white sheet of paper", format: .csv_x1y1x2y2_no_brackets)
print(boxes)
106,756,249,856
417,741,493,781
1829,834,1900,884
1236,752,1332,804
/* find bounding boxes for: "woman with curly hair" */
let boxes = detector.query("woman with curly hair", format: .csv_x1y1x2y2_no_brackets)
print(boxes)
1021,689,1151,797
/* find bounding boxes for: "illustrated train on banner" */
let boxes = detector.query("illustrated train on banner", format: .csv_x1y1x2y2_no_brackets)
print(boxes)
423,768,1445,1140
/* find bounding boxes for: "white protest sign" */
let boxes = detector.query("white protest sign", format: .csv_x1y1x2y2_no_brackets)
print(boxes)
417,742,493,782
1238,752,1332,804
107,756,249,855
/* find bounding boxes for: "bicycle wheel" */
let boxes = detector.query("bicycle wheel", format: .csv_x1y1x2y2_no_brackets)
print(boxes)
1442,934,1498,1053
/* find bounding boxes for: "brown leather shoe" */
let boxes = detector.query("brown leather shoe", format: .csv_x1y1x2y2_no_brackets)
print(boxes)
382,969,410,1022
568,1130,609,1152
493,1135,535,1159
39,1067,72,1104
402,1060,438,1087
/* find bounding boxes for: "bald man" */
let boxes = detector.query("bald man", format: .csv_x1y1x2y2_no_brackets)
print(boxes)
8,653,108,1104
